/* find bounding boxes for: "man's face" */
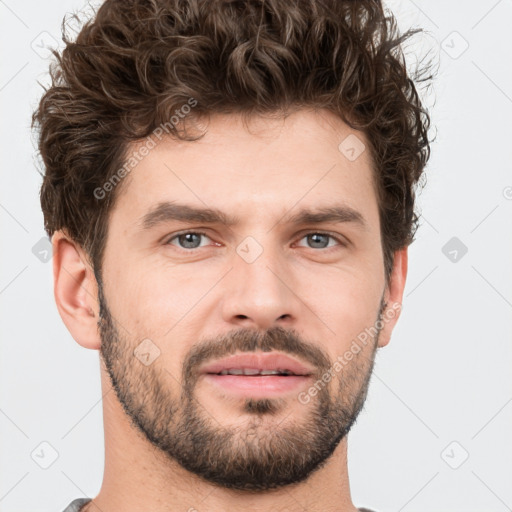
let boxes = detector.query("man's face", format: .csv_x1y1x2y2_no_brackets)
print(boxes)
98,109,392,490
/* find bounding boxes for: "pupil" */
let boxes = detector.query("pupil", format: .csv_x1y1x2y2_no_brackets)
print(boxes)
309,234,328,248
179,233,201,248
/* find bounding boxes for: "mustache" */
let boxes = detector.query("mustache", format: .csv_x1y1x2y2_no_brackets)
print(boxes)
183,326,331,383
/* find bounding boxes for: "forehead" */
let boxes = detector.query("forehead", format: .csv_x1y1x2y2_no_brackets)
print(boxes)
111,109,379,230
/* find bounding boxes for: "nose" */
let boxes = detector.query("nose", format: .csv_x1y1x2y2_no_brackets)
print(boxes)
221,239,301,331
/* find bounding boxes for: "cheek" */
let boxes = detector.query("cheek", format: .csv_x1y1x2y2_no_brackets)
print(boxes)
295,265,383,349
108,257,224,337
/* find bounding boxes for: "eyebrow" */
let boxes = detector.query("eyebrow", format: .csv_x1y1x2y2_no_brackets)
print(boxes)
138,201,368,231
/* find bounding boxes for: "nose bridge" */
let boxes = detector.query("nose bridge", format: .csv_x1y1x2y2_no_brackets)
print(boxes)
222,233,298,328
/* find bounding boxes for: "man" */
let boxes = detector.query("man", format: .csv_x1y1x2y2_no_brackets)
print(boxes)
33,0,433,510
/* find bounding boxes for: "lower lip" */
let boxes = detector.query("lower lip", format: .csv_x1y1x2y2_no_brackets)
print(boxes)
202,374,311,398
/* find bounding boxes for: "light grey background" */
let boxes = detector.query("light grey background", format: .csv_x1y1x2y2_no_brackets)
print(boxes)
1,1,511,511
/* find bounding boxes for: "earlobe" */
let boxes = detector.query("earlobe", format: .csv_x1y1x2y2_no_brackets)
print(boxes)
377,247,408,348
52,230,101,350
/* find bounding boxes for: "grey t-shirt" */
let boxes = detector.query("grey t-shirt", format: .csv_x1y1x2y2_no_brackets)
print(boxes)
62,499,91,512
63,498,376,511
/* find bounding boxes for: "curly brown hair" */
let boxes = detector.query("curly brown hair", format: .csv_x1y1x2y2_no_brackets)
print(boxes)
33,0,433,283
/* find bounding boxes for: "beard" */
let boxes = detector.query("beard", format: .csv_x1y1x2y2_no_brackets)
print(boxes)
97,280,385,492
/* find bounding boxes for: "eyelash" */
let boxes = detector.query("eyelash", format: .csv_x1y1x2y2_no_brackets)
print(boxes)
164,230,347,252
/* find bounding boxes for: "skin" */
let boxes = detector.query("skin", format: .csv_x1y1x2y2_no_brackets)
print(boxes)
52,108,407,512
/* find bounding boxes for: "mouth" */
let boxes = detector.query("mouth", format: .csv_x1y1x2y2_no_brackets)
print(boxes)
199,352,314,377
199,353,314,398
209,368,304,376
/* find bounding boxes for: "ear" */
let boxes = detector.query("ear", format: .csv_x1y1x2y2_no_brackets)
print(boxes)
377,247,408,348
52,230,101,350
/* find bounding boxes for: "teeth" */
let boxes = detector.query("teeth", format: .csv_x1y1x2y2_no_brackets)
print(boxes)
219,369,243,375
260,369,287,375
242,368,261,375
218,369,294,376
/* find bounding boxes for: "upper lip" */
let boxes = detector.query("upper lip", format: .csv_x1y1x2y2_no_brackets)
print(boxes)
200,352,314,376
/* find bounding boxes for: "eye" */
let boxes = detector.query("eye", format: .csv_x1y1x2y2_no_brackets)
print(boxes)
296,232,345,250
166,231,213,250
